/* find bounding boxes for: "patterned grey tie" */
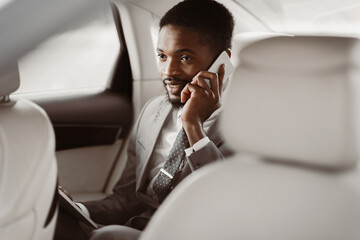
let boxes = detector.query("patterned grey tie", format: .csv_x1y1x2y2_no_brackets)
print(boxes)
153,128,189,202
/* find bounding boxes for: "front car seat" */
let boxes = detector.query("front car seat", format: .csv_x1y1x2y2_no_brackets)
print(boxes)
140,35,360,240
0,65,58,239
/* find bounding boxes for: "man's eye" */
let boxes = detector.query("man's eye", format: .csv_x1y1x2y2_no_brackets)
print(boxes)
180,56,192,61
157,53,166,60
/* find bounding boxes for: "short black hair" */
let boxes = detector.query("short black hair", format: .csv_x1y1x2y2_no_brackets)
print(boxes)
160,0,234,54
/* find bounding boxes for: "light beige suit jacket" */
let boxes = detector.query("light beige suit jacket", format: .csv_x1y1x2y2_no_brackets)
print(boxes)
84,95,230,226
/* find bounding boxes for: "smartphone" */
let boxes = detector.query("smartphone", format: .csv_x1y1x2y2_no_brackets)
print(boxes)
58,188,98,229
205,51,235,89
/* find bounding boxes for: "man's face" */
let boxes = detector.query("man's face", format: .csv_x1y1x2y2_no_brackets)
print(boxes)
157,25,216,107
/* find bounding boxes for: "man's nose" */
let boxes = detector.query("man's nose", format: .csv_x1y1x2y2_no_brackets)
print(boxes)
163,59,180,77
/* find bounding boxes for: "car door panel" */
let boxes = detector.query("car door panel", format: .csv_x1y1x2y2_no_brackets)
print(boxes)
25,88,133,201
56,139,124,201
32,90,132,150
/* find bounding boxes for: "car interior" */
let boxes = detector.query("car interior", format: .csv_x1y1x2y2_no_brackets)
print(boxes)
140,35,360,240
1,0,360,239
0,65,58,239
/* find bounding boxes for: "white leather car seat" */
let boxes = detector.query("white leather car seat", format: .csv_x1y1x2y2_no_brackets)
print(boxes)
0,65,58,239
140,35,360,240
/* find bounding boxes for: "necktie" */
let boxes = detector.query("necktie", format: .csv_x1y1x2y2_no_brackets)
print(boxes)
153,128,189,202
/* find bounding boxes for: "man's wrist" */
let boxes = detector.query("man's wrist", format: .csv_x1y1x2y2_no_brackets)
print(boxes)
182,120,205,146
185,136,210,156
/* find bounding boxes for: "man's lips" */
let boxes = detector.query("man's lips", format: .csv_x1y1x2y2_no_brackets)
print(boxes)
163,78,189,95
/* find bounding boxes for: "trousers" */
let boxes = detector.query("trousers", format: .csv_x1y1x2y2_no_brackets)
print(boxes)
54,209,146,240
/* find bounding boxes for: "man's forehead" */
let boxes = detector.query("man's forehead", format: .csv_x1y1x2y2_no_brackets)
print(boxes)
157,25,203,51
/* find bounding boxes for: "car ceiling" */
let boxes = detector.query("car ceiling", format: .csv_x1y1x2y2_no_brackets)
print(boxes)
235,0,360,35
130,0,360,36
1,0,359,75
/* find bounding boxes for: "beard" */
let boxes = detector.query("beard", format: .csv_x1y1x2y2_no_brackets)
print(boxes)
165,91,185,109
163,77,189,109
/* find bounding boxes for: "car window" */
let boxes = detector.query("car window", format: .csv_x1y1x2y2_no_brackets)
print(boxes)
16,4,119,94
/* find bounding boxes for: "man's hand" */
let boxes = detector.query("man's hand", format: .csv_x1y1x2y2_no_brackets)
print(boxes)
180,64,225,146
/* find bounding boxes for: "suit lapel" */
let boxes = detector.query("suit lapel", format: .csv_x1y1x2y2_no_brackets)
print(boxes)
136,99,172,192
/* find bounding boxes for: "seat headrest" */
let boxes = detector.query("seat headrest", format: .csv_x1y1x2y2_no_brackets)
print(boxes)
0,64,20,97
231,32,294,68
221,35,360,168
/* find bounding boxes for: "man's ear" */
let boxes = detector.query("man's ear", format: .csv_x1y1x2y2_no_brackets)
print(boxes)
226,48,232,58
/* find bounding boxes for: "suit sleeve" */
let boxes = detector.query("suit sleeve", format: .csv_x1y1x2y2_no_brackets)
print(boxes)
82,101,152,225
171,123,232,188
187,141,224,171
186,120,233,171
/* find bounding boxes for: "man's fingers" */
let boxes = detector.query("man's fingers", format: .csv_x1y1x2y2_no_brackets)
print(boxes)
181,84,191,103
181,83,204,103
192,71,219,91
182,66,225,104
191,76,212,90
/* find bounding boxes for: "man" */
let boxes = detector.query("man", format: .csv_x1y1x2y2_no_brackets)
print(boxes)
56,0,234,239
